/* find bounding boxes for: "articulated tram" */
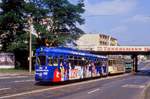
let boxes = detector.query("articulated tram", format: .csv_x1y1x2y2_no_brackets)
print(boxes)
124,59,133,72
35,47,108,82
108,58,125,74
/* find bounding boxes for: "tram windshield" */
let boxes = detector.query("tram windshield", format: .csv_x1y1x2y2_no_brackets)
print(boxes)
37,56,46,66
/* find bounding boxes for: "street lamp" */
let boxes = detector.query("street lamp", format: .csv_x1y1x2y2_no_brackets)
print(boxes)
27,15,33,73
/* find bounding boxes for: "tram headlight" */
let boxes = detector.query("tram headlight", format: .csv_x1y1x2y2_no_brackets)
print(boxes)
39,73,42,77
43,72,48,75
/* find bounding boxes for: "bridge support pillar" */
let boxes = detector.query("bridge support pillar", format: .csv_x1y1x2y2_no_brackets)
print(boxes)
132,55,138,72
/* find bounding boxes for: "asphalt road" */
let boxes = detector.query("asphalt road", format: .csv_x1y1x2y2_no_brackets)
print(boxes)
0,62,150,99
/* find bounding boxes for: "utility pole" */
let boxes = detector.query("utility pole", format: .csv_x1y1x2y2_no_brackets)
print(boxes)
28,15,33,73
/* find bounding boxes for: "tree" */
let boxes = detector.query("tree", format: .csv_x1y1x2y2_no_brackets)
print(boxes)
0,0,85,69
0,0,46,51
0,0,85,50
0,0,43,68
34,0,85,46
0,0,27,51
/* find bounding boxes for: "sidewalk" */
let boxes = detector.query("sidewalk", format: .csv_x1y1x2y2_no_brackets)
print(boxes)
0,69,34,77
144,82,150,99
0,73,34,77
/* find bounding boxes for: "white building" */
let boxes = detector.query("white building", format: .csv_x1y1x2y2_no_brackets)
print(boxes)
76,34,118,50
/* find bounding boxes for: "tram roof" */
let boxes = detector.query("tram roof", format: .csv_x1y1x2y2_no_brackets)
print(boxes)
36,47,107,59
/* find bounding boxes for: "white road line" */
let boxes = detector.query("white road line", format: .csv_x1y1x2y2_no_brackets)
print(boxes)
14,79,34,83
140,67,148,70
0,88,11,91
0,73,131,99
0,76,28,80
88,88,100,94
142,82,150,99
122,84,145,89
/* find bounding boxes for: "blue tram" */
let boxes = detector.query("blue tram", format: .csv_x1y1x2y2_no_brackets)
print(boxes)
35,47,108,82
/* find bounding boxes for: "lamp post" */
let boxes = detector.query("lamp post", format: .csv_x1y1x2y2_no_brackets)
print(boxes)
28,15,33,73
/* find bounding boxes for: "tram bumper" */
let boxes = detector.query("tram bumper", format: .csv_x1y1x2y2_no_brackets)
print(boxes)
35,67,53,82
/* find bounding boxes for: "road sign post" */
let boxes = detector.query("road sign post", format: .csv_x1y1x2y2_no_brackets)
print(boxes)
28,15,33,73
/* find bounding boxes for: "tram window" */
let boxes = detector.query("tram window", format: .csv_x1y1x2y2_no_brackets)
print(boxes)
82,57,86,66
108,60,112,66
60,56,63,59
68,56,74,66
111,60,113,64
96,60,99,65
37,56,46,66
108,60,110,65
78,57,82,66
100,61,103,66
95,59,98,64
83,58,87,66
95,59,98,66
59,56,63,66
102,61,107,66
78,57,82,60
78,60,83,66
118,61,123,64
69,56,73,59
68,56,73,60
74,57,78,66
48,56,53,66
53,56,58,66
67,55,70,59
116,60,118,64
97,60,101,66
115,60,117,64
66,55,70,62
85,58,89,64
112,60,114,65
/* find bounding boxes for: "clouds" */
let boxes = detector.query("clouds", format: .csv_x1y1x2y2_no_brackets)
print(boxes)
111,14,150,33
111,26,128,33
85,0,138,16
80,0,150,45
124,15,150,23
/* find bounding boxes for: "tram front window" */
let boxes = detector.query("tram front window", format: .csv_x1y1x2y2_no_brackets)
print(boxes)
37,56,46,66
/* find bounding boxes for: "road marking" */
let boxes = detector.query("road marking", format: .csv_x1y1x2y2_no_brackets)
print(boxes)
0,88,11,91
0,76,28,80
140,67,149,70
14,79,34,83
122,84,145,89
0,73,131,99
88,88,100,94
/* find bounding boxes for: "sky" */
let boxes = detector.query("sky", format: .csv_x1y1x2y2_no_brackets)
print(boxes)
70,0,150,45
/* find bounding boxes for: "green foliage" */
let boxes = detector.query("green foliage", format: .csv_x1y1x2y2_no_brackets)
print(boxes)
6,32,28,51
0,0,26,51
41,0,85,46
0,0,85,68
0,0,85,50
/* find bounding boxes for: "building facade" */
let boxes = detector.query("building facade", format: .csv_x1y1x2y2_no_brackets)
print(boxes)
76,34,118,50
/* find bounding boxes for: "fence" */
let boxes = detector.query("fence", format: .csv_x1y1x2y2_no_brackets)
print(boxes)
0,53,15,68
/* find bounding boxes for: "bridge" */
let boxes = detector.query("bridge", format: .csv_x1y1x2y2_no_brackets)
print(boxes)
77,45,150,72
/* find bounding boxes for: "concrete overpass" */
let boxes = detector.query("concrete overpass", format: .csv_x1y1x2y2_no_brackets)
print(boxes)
88,46,150,55
78,46,150,72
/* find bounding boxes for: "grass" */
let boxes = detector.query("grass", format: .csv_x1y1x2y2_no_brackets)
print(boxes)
0,68,34,74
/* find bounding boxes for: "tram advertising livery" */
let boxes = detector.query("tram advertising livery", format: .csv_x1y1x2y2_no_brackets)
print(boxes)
35,47,108,82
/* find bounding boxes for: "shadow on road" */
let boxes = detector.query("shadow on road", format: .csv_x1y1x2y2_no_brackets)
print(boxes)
134,70,150,77
35,76,102,86
34,69,150,86
34,73,126,86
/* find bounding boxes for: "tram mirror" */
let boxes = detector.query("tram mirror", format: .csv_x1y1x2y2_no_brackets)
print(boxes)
82,57,85,60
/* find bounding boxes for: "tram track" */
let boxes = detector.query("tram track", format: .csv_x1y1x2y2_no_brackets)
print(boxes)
0,73,132,99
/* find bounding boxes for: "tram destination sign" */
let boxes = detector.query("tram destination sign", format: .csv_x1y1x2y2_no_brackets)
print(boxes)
95,46,150,52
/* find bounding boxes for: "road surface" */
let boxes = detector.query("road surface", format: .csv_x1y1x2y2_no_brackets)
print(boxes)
0,62,150,99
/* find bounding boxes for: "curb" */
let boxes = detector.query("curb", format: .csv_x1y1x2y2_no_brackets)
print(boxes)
143,81,150,99
0,73,34,77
